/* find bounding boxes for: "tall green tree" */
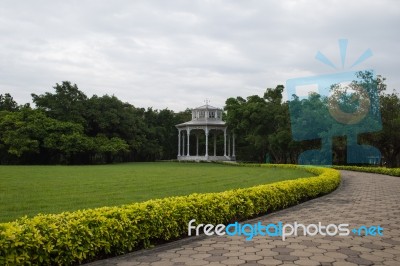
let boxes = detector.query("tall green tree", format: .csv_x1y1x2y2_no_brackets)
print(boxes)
0,107,86,163
362,92,400,167
0,93,18,111
224,85,294,162
32,81,88,125
84,95,148,161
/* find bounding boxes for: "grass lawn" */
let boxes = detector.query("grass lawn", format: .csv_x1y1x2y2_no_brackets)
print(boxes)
0,162,314,222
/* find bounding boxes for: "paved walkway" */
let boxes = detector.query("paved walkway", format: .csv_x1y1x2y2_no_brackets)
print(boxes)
88,171,400,266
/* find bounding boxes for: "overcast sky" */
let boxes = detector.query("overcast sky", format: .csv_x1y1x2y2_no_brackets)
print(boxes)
0,0,399,111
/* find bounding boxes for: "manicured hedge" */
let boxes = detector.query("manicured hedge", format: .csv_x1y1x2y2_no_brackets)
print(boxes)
0,164,340,265
333,165,400,177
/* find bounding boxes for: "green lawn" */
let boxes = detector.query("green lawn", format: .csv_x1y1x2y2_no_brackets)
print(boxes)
0,162,313,222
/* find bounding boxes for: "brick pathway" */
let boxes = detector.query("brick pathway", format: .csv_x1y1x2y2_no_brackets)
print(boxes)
87,170,400,265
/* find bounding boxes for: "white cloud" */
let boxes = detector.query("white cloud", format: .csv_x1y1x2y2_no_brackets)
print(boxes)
0,0,399,111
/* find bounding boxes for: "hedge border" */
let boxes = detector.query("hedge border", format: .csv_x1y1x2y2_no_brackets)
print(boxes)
333,165,400,177
0,164,340,265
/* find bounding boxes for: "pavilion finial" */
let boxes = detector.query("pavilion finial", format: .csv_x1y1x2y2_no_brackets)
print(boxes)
204,98,210,105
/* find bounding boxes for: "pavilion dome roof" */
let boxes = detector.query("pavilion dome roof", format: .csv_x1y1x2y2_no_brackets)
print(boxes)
175,119,226,127
193,104,220,110
175,102,225,128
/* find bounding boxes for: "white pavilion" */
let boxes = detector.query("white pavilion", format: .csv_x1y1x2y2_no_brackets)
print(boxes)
175,103,236,161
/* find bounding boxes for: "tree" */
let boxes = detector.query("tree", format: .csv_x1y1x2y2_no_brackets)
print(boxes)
32,81,88,125
0,107,86,163
0,93,18,111
287,71,393,165
224,85,294,162
362,92,400,167
91,135,129,164
263,85,299,163
84,95,148,161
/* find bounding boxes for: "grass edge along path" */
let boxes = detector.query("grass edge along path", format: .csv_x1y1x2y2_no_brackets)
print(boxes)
0,164,341,265
333,165,400,177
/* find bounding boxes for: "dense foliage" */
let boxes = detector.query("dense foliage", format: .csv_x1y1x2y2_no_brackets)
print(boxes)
333,165,400,176
225,73,400,167
0,82,191,164
0,164,340,265
1,72,400,166
224,85,299,163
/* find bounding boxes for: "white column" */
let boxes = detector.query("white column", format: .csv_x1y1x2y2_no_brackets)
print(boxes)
232,133,236,157
228,134,231,157
187,129,190,156
196,134,199,156
213,132,217,156
224,128,227,156
177,130,181,157
205,127,209,158
182,134,185,156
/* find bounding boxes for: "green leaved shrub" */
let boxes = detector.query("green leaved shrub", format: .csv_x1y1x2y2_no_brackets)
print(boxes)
333,165,400,177
0,164,340,265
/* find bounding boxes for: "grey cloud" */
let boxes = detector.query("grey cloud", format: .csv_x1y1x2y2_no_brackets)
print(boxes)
0,0,399,111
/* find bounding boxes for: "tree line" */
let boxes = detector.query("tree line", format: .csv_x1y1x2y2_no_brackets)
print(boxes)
225,72,400,167
0,82,190,164
1,72,400,166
